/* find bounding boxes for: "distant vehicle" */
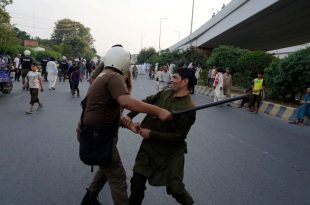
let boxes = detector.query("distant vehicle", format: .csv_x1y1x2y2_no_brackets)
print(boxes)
0,54,13,94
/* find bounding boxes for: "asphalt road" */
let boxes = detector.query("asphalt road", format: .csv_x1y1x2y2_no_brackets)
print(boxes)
0,75,309,205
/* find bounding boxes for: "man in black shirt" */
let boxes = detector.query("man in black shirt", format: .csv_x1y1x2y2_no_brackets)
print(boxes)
59,56,68,82
20,50,33,90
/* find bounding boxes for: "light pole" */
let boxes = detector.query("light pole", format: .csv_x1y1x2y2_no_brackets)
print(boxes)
175,30,180,42
140,34,147,50
158,17,167,52
190,0,195,36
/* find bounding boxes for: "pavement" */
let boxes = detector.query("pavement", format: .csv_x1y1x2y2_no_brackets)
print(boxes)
194,85,309,125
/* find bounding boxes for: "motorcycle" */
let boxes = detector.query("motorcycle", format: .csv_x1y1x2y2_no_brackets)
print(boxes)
0,54,13,94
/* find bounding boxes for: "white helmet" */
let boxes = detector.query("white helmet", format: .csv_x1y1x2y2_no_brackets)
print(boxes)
24,50,31,56
62,56,67,60
103,45,130,74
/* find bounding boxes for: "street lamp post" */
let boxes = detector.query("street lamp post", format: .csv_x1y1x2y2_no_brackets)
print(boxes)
140,34,147,50
190,0,195,36
175,30,180,42
158,17,167,52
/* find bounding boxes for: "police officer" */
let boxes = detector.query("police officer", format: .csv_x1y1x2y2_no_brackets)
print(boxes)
41,57,49,82
78,45,171,205
59,56,68,82
20,50,33,90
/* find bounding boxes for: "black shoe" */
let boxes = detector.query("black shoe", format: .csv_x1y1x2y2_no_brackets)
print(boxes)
289,120,298,124
81,189,101,205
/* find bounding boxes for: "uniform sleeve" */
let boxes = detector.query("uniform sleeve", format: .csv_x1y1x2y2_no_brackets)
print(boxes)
108,74,129,100
150,112,196,142
126,90,163,119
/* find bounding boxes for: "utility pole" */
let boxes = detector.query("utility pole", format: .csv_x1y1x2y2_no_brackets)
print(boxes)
158,18,167,52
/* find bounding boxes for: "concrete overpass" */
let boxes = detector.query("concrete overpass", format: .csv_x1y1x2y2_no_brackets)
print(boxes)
169,0,310,51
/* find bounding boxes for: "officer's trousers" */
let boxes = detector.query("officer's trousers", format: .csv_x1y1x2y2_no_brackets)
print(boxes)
88,141,128,205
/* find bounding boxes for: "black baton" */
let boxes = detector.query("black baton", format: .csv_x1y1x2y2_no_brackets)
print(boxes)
171,95,246,117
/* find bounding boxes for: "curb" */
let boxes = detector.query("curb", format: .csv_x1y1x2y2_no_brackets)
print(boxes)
195,85,309,125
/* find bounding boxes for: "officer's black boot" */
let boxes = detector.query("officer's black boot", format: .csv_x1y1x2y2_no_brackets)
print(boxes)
81,188,101,205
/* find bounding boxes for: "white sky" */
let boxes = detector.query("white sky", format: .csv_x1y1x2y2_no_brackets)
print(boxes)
7,0,231,56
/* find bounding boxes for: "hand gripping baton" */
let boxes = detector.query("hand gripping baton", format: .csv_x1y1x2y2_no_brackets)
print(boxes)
171,95,246,117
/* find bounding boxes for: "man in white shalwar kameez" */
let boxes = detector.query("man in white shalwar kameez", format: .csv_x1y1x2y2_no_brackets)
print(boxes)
46,57,58,90
158,65,171,91
213,68,224,102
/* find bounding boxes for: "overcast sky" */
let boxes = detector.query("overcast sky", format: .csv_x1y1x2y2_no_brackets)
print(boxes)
7,0,231,56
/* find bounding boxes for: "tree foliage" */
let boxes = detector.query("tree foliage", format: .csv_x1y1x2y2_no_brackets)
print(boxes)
137,47,157,64
0,0,12,9
264,47,310,101
137,46,208,67
0,0,17,52
13,27,31,40
50,19,95,59
206,45,273,87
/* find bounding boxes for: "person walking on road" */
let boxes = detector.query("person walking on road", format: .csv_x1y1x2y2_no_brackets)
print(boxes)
14,53,21,81
41,57,49,82
213,67,224,103
24,62,43,114
70,65,82,97
123,68,196,205
59,56,68,82
46,57,58,90
158,65,171,91
78,45,171,205
20,50,34,90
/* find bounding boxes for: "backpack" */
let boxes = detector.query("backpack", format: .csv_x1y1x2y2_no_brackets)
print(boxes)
79,97,115,172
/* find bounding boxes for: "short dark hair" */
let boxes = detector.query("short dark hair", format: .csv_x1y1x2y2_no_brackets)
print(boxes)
174,68,195,90
31,61,38,66
258,71,264,75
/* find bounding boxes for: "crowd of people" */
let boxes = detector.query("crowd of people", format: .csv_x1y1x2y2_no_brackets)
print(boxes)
131,62,201,94
11,49,98,113
4,45,309,205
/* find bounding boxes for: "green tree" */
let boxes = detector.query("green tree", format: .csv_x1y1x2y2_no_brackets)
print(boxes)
206,45,246,70
0,0,12,24
137,47,157,64
51,19,94,46
13,27,31,40
235,51,274,87
0,0,20,53
264,47,310,101
51,19,95,59
181,47,208,66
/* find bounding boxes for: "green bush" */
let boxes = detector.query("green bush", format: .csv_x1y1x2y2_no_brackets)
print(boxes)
264,47,310,101
206,45,246,70
206,45,273,88
236,51,274,87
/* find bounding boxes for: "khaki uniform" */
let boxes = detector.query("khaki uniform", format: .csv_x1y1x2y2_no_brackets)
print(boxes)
81,69,129,205
127,89,196,205
91,64,132,93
